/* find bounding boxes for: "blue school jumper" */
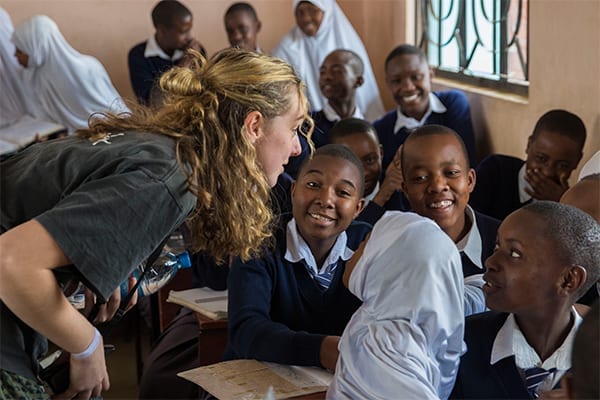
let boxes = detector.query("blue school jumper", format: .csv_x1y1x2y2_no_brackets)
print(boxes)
128,41,176,105
224,215,372,367
462,210,501,277
373,90,477,170
356,191,409,225
470,154,526,221
451,311,537,399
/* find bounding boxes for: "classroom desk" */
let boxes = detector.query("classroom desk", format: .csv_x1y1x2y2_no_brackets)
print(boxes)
193,313,327,399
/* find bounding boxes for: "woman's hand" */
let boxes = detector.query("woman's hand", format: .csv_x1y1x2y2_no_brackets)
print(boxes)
84,276,138,324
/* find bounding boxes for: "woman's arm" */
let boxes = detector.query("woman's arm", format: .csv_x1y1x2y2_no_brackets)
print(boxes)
0,219,109,398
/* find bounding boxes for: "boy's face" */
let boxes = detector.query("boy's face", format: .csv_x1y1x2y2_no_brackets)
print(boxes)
526,130,582,187
295,1,323,37
402,133,475,242
483,209,566,314
331,132,382,197
225,11,260,51
157,15,193,52
385,54,432,120
319,52,362,103
292,155,364,251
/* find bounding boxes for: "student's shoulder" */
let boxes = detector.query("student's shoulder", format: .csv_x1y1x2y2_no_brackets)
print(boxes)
128,41,148,58
478,154,525,171
465,311,509,336
372,110,397,129
474,210,501,231
435,89,470,108
345,220,373,250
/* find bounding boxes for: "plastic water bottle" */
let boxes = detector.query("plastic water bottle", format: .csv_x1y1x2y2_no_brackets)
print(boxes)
121,249,192,298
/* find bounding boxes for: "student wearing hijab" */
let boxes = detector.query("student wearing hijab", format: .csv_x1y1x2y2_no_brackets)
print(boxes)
272,0,384,121
0,7,27,128
11,15,127,134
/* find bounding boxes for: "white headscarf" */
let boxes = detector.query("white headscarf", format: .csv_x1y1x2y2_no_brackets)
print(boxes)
11,15,128,133
328,211,465,400
0,7,28,127
272,0,384,121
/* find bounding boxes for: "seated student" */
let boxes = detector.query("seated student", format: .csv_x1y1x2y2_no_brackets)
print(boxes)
400,125,500,315
470,109,586,221
128,0,206,105
272,0,384,121
1,7,26,128
138,172,294,399
329,117,408,224
286,48,365,178
10,15,127,134
225,144,369,371
561,300,599,400
374,44,477,171
451,201,600,400
328,211,465,399
224,2,262,52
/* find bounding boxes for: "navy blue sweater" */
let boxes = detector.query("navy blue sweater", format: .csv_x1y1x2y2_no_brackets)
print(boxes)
373,90,477,170
224,216,371,367
128,41,176,105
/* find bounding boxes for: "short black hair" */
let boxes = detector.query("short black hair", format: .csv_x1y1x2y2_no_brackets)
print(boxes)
520,201,600,300
298,144,366,197
152,0,192,28
329,118,378,145
324,49,364,76
400,124,470,176
225,2,258,21
385,44,426,70
531,109,586,150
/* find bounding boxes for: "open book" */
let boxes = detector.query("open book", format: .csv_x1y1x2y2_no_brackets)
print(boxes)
178,359,332,400
0,115,67,154
166,287,228,320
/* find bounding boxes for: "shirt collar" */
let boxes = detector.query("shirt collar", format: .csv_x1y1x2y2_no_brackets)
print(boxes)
364,181,380,203
322,102,363,122
518,163,533,203
144,35,184,62
491,308,582,371
284,219,353,275
393,92,447,134
455,206,484,270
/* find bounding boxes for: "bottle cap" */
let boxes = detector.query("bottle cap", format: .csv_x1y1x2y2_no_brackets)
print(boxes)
178,251,192,268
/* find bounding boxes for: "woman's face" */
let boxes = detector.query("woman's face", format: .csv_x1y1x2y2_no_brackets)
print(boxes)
254,92,304,186
295,1,324,37
14,48,29,68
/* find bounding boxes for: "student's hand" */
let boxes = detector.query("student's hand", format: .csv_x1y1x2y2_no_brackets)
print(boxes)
374,146,403,206
319,335,340,372
525,168,569,201
538,387,568,400
83,276,138,324
54,337,109,400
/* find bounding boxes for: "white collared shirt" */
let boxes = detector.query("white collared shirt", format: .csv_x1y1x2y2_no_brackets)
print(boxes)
364,181,380,203
322,102,364,123
393,93,447,134
517,163,534,204
284,219,353,275
490,309,582,392
456,205,484,270
144,35,184,62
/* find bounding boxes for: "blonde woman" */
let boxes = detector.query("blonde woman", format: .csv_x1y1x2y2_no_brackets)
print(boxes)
0,48,311,399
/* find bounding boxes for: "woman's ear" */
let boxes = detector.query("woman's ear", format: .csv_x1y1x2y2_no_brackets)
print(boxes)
558,265,587,296
243,111,263,144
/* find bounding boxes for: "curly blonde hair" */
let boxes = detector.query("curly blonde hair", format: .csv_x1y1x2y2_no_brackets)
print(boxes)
78,49,312,262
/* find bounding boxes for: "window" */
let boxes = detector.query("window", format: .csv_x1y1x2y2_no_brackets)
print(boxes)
417,0,529,95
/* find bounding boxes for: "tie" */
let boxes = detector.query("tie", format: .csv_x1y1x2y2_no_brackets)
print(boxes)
304,261,337,289
524,366,556,398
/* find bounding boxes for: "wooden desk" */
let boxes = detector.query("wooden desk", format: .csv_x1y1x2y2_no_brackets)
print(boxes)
194,312,228,366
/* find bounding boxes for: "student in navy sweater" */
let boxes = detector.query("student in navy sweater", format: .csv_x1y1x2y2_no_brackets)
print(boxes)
374,44,477,170
400,125,500,315
451,202,600,399
329,117,408,225
471,109,586,221
225,144,369,371
128,0,206,105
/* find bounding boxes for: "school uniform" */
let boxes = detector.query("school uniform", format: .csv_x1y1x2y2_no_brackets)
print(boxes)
373,90,477,171
224,215,371,366
128,35,184,105
470,154,530,221
355,181,409,225
451,309,582,399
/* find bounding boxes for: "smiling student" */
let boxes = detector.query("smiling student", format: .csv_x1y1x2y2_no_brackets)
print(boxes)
401,125,500,315
224,2,262,52
451,201,600,399
225,144,369,371
374,44,476,171
471,109,586,221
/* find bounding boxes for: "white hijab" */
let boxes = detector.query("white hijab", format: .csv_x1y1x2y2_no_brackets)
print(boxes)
0,7,28,127
272,0,384,121
11,15,128,133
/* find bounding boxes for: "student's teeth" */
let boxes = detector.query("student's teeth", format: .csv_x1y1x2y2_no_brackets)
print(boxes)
310,213,333,221
429,200,452,208
403,94,418,102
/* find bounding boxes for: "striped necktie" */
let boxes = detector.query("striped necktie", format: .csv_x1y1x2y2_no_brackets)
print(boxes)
524,366,556,398
304,261,337,289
